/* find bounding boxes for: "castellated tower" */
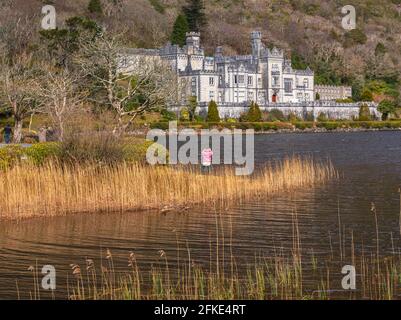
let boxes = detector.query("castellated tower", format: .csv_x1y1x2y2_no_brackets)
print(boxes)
186,32,201,49
251,31,263,57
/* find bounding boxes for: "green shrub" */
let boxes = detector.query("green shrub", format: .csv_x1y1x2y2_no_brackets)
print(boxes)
0,145,24,169
150,122,170,130
263,109,286,122
336,98,354,103
122,138,169,164
261,123,277,131
207,100,220,122
179,107,190,121
245,102,262,122
360,89,374,102
344,29,367,47
294,122,314,130
358,104,372,121
251,123,262,132
194,115,205,123
287,112,301,122
226,118,237,123
378,99,397,120
88,0,102,14
317,122,341,130
317,112,328,122
25,142,61,165
160,109,177,122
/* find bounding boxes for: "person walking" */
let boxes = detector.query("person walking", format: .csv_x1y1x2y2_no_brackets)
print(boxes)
2,124,12,144
201,147,213,174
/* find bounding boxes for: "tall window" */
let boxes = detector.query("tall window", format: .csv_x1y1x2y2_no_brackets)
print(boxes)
284,79,293,93
209,77,214,86
303,78,309,88
218,92,224,103
238,75,245,84
248,76,253,86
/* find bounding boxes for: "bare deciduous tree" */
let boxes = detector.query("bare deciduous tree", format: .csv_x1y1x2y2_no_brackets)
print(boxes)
76,33,177,136
37,68,87,142
0,14,39,143
0,54,39,143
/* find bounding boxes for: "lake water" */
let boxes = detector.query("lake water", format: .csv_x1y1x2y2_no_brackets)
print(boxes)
0,131,400,299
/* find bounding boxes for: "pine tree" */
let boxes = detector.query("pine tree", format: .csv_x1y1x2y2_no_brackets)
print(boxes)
187,95,198,121
246,102,262,122
207,100,220,122
183,0,207,32
358,104,371,121
88,0,103,14
170,14,189,47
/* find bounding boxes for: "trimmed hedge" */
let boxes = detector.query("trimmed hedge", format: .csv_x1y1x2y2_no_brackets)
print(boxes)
149,121,401,131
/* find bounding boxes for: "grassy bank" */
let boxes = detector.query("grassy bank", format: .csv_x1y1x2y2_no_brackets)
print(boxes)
0,157,336,220
150,120,401,132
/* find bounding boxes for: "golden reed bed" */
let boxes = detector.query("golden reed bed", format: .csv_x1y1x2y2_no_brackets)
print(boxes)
0,157,337,220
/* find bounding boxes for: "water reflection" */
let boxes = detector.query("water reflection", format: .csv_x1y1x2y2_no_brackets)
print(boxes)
0,131,400,299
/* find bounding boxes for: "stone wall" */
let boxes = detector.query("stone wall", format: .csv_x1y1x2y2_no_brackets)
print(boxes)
169,102,380,120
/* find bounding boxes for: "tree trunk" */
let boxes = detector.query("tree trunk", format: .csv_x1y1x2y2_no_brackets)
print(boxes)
112,114,126,138
13,119,23,144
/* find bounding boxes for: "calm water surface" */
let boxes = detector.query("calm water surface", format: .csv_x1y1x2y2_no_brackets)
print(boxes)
0,131,400,299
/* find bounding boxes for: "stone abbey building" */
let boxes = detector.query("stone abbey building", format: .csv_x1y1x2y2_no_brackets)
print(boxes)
122,31,315,106
121,31,379,120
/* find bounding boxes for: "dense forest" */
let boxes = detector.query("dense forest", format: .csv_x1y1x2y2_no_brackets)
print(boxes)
1,0,401,102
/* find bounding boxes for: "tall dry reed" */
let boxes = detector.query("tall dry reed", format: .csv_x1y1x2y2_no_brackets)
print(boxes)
0,157,336,219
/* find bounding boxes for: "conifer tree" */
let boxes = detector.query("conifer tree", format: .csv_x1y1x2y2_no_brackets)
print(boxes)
246,102,262,122
88,0,103,14
207,100,220,122
358,104,371,121
183,0,207,32
170,14,189,46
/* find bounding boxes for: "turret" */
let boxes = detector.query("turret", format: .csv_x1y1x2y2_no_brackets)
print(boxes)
251,31,262,57
186,32,201,49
